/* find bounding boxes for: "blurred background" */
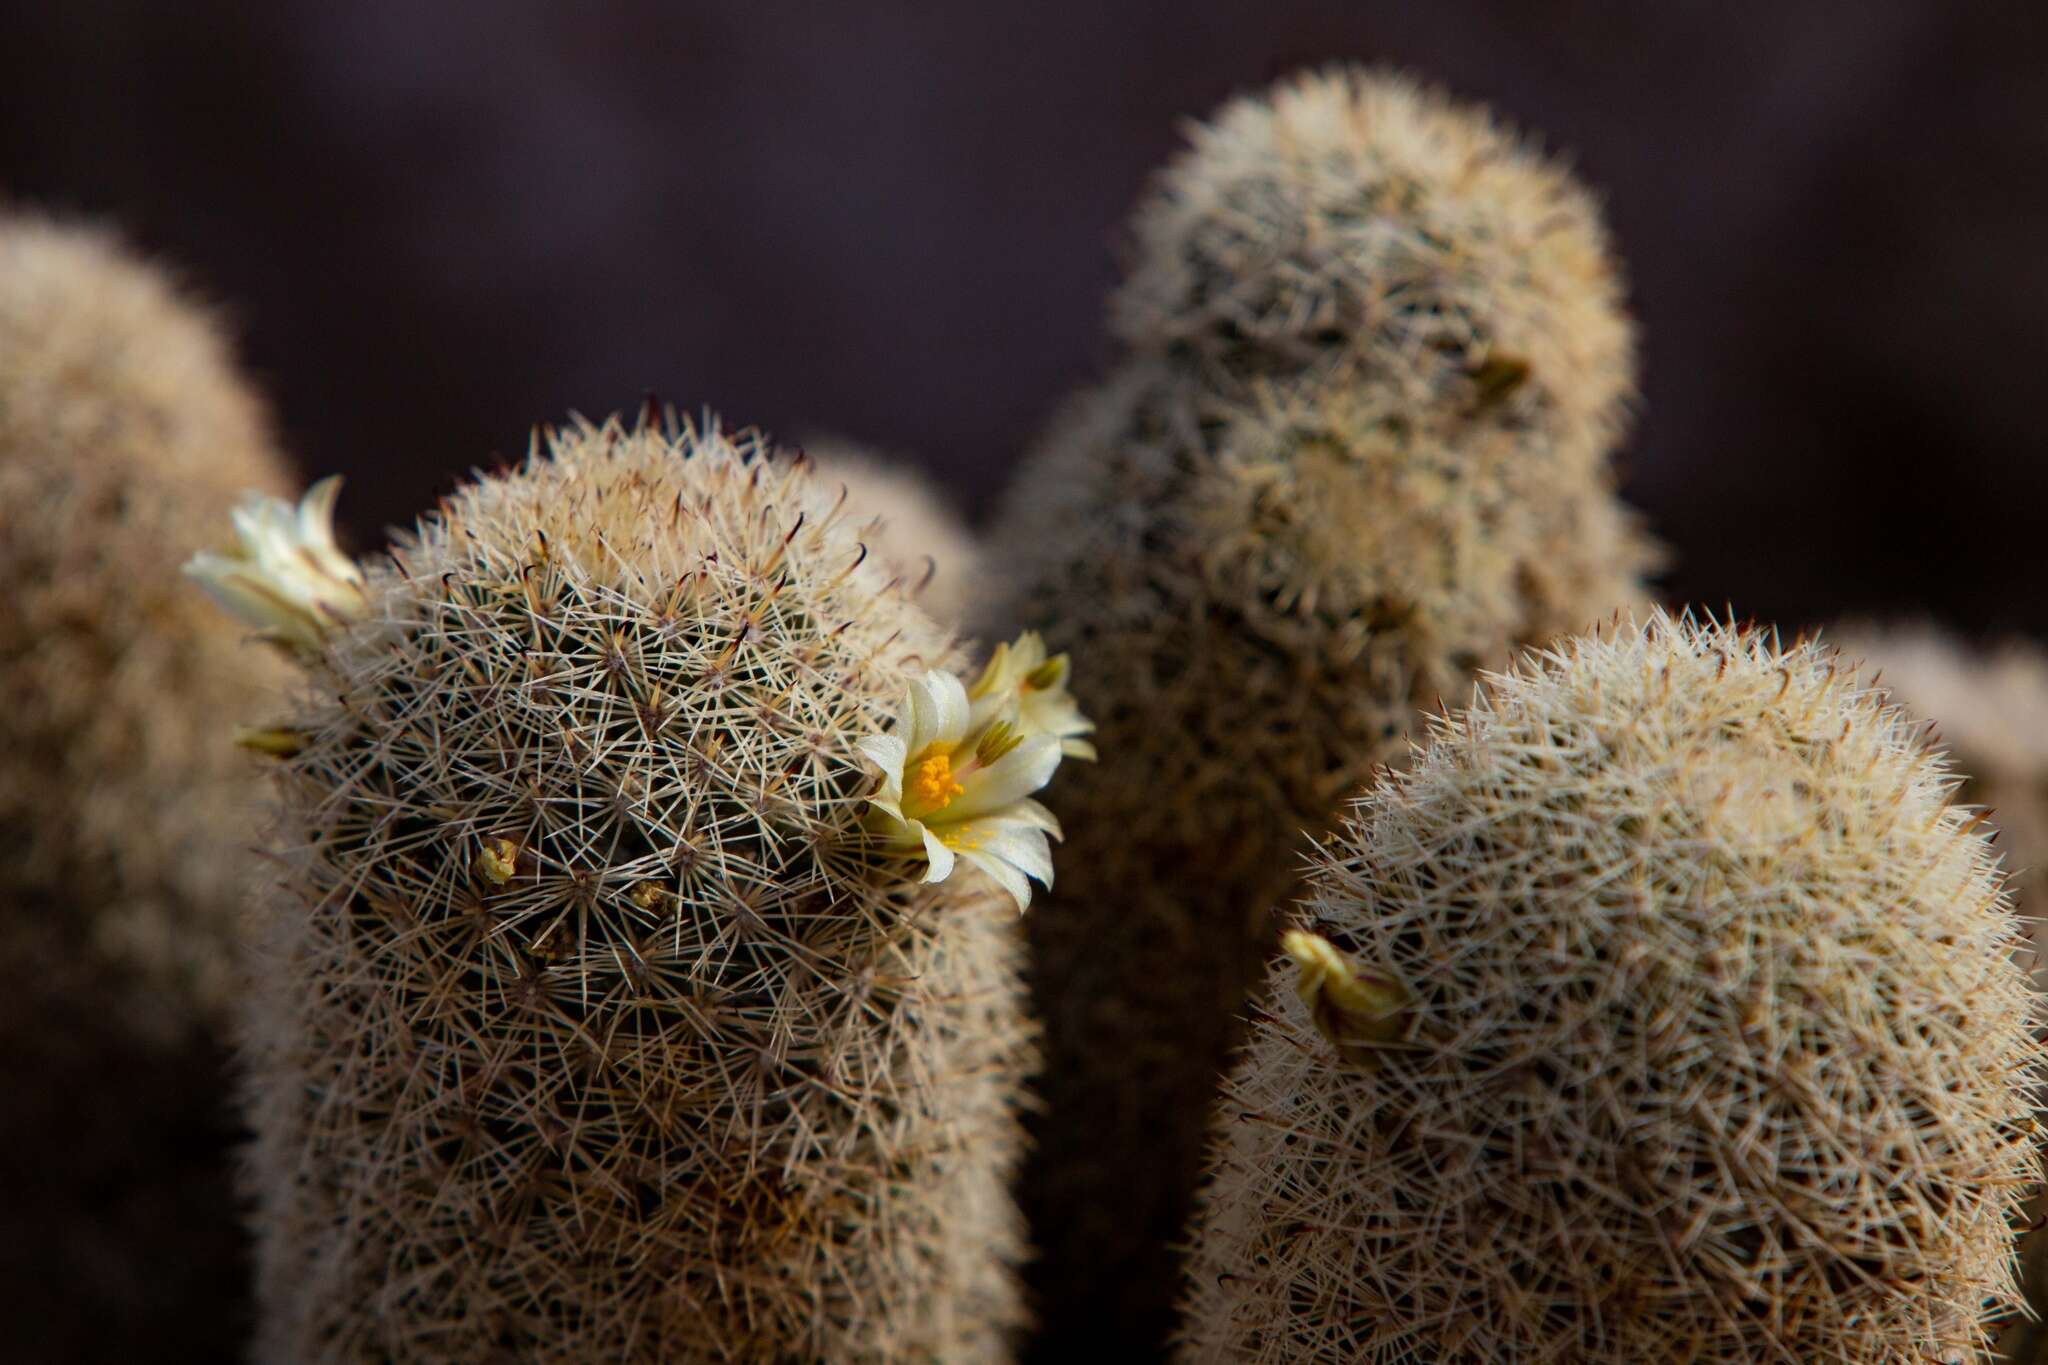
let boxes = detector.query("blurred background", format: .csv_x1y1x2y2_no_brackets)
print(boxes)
3,0,2045,638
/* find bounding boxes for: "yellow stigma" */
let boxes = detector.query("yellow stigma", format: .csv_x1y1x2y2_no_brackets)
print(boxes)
911,748,965,811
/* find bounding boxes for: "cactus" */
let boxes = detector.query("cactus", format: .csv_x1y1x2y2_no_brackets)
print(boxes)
1829,624,2048,1362
1833,624,2048,945
803,435,982,627
229,415,1066,1361
0,211,293,1360
1183,612,2041,1363
983,66,1656,1349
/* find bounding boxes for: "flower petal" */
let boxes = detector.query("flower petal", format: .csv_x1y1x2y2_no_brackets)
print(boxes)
1006,797,1063,838
947,735,1061,822
956,844,1035,911
920,825,957,883
928,670,971,745
970,820,1056,889
857,734,908,803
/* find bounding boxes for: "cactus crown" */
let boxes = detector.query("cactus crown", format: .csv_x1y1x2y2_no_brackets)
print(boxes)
1112,66,1632,434
243,415,1034,1359
1185,610,2041,1362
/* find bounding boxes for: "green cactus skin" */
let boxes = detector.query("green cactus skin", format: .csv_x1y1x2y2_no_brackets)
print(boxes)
0,211,293,1362
1184,613,2041,1363
240,417,1035,1362
982,67,1655,1355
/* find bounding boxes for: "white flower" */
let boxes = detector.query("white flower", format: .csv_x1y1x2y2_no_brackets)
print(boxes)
183,475,367,655
966,630,1096,760
858,666,1068,911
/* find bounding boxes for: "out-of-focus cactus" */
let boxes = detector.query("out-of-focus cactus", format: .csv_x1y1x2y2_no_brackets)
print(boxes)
0,211,294,1361
803,435,982,627
226,416,1068,1362
1183,612,2040,1363
1833,624,2048,952
983,67,1656,1351
1829,624,2048,1363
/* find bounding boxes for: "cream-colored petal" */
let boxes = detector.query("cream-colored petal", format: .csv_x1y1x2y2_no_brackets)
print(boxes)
295,476,360,581
928,669,971,745
857,734,908,804
906,671,964,750
946,735,1061,822
865,798,912,830
956,844,1035,911
1006,797,1064,838
971,820,1056,888
920,826,957,883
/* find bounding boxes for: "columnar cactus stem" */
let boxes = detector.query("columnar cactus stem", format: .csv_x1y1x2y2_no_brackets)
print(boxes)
0,211,293,1361
983,67,1656,1352
232,416,1063,1362
1184,612,2041,1362
1830,623,2048,1362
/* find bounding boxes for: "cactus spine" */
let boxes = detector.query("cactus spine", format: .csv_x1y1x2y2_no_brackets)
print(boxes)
1830,624,2048,1362
984,66,1655,1350
1184,612,2041,1362
238,417,1040,1361
803,435,982,627
0,211,293,1361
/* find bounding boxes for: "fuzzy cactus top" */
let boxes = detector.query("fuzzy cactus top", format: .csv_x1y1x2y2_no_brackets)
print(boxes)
1111,66,1633,442
1183,612,2041,1363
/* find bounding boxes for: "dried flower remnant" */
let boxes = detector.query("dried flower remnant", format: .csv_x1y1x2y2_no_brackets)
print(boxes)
1279,928,1407,1060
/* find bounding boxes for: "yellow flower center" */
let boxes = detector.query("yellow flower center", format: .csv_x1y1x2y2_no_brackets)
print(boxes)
911,748,966,812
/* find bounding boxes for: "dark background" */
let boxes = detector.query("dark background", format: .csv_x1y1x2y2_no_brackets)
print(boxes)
4,0,2045,639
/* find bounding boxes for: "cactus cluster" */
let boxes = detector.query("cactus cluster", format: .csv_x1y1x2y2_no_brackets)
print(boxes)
985,66,1657,1347
1184,613,2040,1362
0,212,293,1361
236,418,1043,1361
7,56,2044,1365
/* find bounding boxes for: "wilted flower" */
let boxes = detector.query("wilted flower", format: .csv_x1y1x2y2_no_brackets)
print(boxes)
967,630,1096,759
1282,928,1409,1059
183,475,365,655
859,649,1081,910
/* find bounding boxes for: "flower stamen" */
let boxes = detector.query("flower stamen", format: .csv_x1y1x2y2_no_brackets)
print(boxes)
911,748,966,812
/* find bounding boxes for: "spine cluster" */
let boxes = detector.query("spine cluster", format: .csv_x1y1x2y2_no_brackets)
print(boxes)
802,435,983,628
